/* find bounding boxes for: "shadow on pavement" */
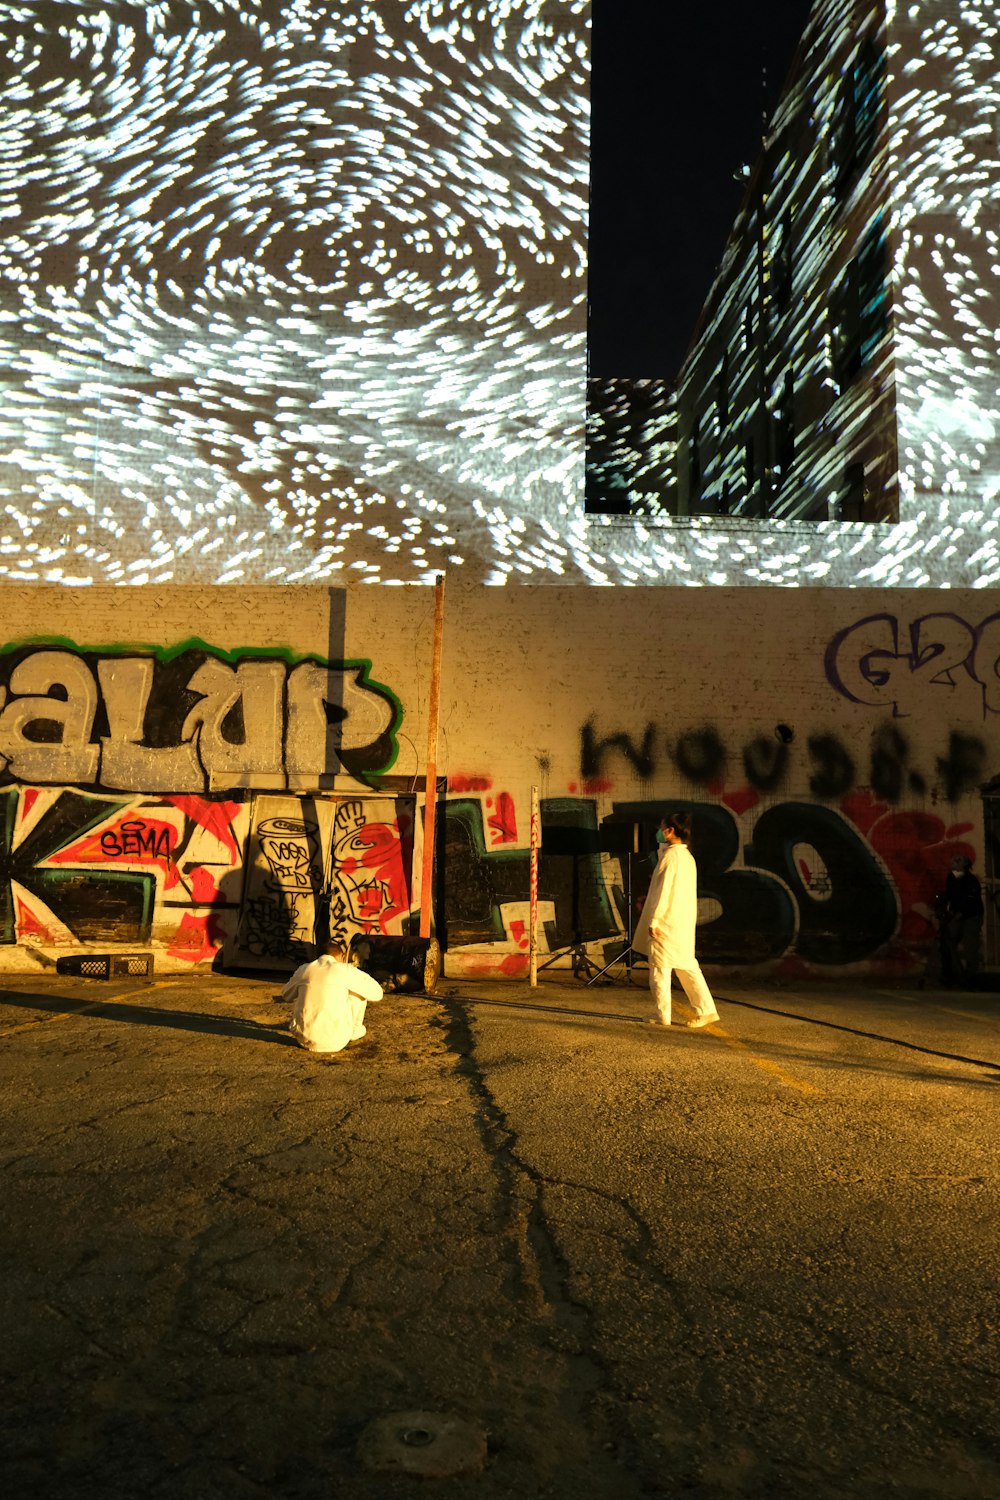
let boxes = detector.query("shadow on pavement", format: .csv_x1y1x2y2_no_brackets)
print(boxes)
454,990,1000,1077
716,993,1000,1075
0,990,297,1046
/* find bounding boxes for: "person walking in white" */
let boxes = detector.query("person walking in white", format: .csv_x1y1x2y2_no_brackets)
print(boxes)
632,812,720,1030
282,940,384,1053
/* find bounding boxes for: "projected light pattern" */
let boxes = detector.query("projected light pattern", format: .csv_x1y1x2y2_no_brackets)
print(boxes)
584,378,675,516
586,0,1000,590
0,0,589,585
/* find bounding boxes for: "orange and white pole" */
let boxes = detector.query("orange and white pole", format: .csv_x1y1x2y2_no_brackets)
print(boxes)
529,784,540,986
419,574,446,940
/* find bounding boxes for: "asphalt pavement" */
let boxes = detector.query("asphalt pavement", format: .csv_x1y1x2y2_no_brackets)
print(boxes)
1,964,997,1499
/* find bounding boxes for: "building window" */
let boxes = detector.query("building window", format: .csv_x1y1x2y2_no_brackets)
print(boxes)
688,414,702,506
772,370,795,486
831,222,888,388
832,37,883,199
717,353,729,427
744,435,756,496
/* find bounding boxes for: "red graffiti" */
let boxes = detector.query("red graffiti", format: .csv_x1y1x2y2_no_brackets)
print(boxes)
167,797,242,863
509,918,529,950
722,786,761,816
51,815,179,886
342,820,411,933
865,807,975,948
449,775,492,793
582,778,613,795
487,791,518,845
167,911,226,964
15,897,53,943
189,867,222,903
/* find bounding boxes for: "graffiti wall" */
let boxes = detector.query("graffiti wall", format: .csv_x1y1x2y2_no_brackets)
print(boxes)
232,795,414,969
0,584,994,977
0,787,247,966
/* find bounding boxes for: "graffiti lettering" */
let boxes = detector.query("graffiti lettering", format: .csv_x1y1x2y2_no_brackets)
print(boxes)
674,727,726,786
807,734,855,799
825,610,1000,719
0,642,401,792
608,796,899,967
582,720,985,805
581,721,656,781
99,820,173,861
742,734,789,793
936,732,986,803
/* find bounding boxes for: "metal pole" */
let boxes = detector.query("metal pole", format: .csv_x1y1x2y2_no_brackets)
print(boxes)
419,574,446,940
529,785,540,986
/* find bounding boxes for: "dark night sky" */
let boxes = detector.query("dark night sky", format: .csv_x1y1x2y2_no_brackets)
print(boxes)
588,0,816,380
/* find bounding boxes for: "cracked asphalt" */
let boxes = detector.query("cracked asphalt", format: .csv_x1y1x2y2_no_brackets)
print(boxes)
1,968,998,1499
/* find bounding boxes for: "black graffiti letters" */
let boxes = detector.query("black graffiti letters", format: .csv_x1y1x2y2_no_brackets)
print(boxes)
580,721,656,781
100,821,172,860
581,719,986,804
745,803,898,964
937,733,986,803
674,727,726,786
742,735,789,793
807,734,855,799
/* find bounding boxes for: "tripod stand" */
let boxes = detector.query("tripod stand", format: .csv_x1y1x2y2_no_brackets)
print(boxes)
588,838,646,986
536,941,604,982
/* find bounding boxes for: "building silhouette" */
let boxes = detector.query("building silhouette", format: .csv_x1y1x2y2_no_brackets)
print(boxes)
587,0,1000,588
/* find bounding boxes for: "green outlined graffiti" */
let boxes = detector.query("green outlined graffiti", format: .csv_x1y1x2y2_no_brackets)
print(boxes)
0,637,402,792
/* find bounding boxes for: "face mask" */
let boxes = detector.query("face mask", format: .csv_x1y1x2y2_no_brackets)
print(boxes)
656,828,669,845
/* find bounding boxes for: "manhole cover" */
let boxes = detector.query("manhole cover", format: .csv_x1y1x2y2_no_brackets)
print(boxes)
357,1409,487,1479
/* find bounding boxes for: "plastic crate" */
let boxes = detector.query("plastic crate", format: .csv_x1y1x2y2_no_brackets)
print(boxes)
55,953,154,980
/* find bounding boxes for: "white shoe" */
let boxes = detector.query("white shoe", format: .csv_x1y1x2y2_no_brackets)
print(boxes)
677,1013,719,1029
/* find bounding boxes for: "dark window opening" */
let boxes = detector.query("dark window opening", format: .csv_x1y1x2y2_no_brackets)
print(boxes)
831,222,888,388
772,370,795,486
771,209,794,309
744,435,756,495
688,414,702,506
832,37,884,199
841,460,868,521
717,353,729,426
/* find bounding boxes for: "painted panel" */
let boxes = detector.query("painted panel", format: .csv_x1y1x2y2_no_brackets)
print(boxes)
231,794,414,969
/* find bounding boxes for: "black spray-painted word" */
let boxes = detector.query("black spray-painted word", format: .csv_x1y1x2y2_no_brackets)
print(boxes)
581,720,986,804
100,821,172,861
0,642,401,792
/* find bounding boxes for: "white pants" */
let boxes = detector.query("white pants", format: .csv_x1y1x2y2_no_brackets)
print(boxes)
649,939,716,1026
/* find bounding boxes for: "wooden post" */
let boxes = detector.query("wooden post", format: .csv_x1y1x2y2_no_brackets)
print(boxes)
419,574,446,940
529,785,540,986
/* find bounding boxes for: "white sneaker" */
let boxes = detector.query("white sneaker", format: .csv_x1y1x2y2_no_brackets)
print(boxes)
677,1013,719,1029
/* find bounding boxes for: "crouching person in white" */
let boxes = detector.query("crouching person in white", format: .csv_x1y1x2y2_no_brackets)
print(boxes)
632,812,720,1030
282,940,384,1053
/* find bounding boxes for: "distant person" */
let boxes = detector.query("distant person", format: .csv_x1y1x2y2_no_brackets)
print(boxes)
942,854,984,986
282,941,384,1053
632,812,720,1030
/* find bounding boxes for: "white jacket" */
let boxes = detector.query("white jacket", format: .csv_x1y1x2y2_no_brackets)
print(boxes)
282,954,384,1053
631,842,699,967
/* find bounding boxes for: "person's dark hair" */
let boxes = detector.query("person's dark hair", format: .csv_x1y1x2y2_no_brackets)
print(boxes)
662,811,691,844
324,939,348,960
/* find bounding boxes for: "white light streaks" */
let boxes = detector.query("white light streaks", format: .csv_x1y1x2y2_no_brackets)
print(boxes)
0,0,589,584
